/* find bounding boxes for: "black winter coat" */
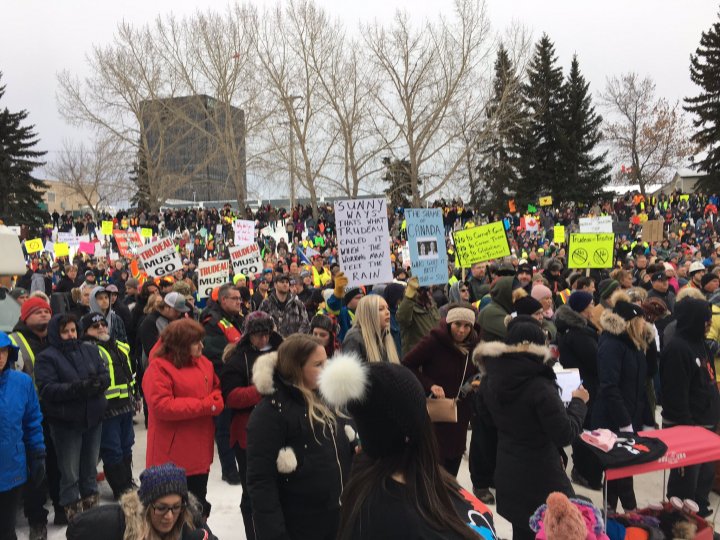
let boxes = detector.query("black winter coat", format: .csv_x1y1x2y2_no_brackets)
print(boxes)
660,298,720,427
472,341,586,527
591,310,650,431
246,351,355,540
34,314,110,429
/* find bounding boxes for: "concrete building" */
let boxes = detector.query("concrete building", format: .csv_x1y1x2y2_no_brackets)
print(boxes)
41,179,99,214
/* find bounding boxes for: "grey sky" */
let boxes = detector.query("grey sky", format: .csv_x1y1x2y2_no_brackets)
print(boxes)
1,0,717,166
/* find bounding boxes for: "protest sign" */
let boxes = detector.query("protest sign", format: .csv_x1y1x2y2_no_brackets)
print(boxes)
579,216,613,234
405,208,447,286
57,232,79,248
54,242,70,257
138,237,183,278
334,198,393,287
229,243,262,277
24,238,43,254
44,241,54,254
101,221,114,236
94,243,105,258
78,241,96,255
141,228,153,239
568,233,615,269
401,244,411,269
508,199,516,213
113,230,144,258
528,204,537,213
216,224,223,236
539,196,553,206
6,226,20,236
233,220,255,245
452,222,510,268
197,259,231,299
553,225,565,243
642,220,664,243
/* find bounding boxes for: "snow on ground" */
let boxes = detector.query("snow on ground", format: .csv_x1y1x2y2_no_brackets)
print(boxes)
14,412,720,539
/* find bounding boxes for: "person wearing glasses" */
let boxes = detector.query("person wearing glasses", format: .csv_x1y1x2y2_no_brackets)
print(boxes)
66,462,217,540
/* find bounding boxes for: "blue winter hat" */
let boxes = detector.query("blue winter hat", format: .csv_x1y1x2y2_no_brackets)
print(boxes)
0,331,19,366
138,463,188,506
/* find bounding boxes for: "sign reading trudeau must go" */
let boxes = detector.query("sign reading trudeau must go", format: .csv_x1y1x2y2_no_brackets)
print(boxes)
138,237,183,278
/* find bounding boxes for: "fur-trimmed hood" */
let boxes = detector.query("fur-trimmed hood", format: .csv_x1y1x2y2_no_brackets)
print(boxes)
114,490,205,540
472,340,553,372
600,309,654,344
554,304,588,331
252,351,280,395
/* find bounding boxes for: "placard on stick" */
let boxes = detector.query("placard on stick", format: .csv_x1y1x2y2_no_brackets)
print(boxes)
568,233,615,269
197,259,230,299
229,243,262,277
233,220,255,245
334,198,393,287
138,237,183,278
452,222,510,268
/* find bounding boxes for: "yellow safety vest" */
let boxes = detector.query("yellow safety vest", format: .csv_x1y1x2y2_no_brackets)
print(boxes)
9,331,36,381
98,341,134,401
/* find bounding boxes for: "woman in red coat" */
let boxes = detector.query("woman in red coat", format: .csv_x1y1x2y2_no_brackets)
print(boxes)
143,318,223,518
402,304,479,476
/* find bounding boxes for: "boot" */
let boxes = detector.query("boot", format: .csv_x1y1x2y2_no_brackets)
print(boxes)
104,462,131,500
64,500,83,523
53,505,68,525
81,493,100,511
29,523,47,540
123,455,138,489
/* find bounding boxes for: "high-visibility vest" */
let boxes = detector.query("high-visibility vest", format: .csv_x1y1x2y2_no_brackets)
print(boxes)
557,289,572,305
9,331,36,380
98,341,134,401
218,318,242,344
312,266,332,288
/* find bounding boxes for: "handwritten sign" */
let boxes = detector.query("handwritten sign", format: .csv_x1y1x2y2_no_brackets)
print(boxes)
452,222,510,268
101,221,114,236
568,233,615,269
405,208,447,286
579,216,613,234
229,243,262,277
138,237,183,278
233,220,255,245
334,198,393,287
57,232,79,248
554,225,565,243
539,196,553,206
24,238,43,254
197,259,230,299
113,230,144,258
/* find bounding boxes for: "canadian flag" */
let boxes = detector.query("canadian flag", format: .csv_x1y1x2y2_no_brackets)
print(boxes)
523,215,539,232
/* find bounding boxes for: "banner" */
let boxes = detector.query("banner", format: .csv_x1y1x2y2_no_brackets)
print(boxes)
334,198,393,287
553,225,565,243
138,237,183,278
405,208,447,286
579,216,613,234
568,233,615,269
24,238,43,254
229,243,262,277
233,220,255,245
539,196,553,206
197,259,231,299
54,242,70,257
101,221,114,236
452,221,510,268
113,230,144,258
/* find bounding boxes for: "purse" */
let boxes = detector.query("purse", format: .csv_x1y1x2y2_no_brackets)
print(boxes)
426,353,469,424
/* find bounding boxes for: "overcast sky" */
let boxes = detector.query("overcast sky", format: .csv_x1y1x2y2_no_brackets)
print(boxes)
1,0,717,171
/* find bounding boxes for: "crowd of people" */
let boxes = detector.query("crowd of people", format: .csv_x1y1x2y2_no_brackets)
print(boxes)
2,188,720,540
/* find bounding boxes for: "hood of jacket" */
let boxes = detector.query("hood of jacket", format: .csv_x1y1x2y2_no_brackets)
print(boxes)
554,304,589,333
47,313,80,352
119,490,206,536
490,276,514,313
89,286,108,315
599,308,654,346
447,281,462,304
675,297,711,342
472,341,554,404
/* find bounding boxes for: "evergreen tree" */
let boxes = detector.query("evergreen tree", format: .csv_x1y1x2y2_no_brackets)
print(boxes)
559,56,611,203
474,44,526,212
381,157,415,208
516,35,565,204
0,73,47,229
685,12,720,191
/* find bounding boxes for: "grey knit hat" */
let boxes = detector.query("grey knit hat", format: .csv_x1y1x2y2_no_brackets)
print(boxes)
137,463,188,506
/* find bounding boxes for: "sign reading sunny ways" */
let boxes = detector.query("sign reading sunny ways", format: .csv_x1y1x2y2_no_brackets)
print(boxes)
138,237,183,277
452,222,510,268
405,208,447,286
334,198,393,287
568,233,615,269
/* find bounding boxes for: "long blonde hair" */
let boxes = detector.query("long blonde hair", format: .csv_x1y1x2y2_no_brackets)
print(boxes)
626,316,650,352
276,334,336,438
353,295,399,363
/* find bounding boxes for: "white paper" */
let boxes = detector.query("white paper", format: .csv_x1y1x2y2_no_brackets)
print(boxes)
579,216,613,234
233,220,255,245
555,368,582,404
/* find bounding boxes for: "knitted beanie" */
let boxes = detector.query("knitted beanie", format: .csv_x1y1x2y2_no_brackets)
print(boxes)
445,307,475,325
613,300,644,322
542,492,587,539
343,286,364,305
310,314,334,334
243,311,275,336
598,279,620,300
20,297,51,322
701,272,719,289
137,463,188,506
505,315,546,346
568,291,593,313
514,295,543,316
383,282,406,309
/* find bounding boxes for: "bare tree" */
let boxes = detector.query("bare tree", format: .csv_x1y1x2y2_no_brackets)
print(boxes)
600,72,693,197
363,0,494,206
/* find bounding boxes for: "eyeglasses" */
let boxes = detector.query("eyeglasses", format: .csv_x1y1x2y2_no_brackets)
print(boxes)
226,296,241,301
91,322,108,329
151,503,185,516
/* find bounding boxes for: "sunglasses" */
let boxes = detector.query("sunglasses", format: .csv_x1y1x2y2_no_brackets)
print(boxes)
91,322,108,329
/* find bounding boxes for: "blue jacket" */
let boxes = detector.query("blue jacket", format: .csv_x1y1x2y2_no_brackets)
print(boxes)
326,294,354,342
0,366,45,491
34,315,110,429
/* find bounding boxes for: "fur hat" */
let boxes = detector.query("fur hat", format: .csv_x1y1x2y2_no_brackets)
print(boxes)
137,463,188,506
243,311,275,336
319,355,427,459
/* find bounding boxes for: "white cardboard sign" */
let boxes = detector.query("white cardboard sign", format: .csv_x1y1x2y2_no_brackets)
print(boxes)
229,243,262,277
579,216,613,234
138,237,182,278
197,259,231,299
233,220,255,245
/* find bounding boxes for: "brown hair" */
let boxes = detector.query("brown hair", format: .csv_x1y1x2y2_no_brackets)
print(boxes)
156,319,205,368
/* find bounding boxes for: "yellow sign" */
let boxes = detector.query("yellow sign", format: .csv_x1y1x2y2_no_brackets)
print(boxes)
539,196,553,206
24,238,43,254
554,225,565,242
101,221,114,236
679,194,690,201
54,242,70,257
452,221,510,268
141,228,153,238
568,233,615,269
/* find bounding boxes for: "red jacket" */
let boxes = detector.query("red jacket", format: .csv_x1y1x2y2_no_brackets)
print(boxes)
143,354,221,476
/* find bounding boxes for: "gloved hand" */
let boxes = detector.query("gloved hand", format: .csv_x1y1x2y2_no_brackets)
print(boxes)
405,277,419,299
28,451,46,489
204,390,223,416
87,376,104,396
333,272,348,299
